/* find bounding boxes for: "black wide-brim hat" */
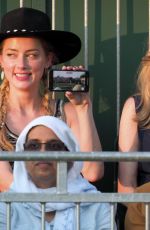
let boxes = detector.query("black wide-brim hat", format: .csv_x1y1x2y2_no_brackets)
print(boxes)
0,7,81,64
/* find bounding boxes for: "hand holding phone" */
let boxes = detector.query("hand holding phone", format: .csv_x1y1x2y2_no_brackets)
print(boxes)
48,69,89,92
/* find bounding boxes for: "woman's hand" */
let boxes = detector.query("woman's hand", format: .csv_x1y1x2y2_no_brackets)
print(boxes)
62,65,84,71
62,65,91,109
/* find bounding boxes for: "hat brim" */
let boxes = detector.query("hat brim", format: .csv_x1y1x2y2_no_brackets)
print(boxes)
0,30,81,64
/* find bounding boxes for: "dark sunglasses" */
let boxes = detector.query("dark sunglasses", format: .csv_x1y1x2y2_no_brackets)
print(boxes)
24,139,68,151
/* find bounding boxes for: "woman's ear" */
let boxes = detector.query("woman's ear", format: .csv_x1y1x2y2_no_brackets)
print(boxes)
0,55,2,66
46,52,57,68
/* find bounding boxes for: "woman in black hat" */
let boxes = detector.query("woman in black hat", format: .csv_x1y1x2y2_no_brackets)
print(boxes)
0,7,103,191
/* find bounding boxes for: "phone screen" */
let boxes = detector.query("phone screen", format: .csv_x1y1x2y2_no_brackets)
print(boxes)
48,70,89,92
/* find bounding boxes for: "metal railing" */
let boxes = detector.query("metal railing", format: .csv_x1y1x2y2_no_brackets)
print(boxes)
0,151,150,229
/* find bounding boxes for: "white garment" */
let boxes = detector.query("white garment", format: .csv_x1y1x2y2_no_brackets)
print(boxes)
9,116,112,230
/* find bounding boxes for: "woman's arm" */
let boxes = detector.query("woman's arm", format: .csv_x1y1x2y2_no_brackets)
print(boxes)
118,97,139,193
64,91,104,182
0,161,13,192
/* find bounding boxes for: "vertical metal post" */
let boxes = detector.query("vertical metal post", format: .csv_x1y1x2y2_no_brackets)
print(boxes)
57,161,67,193
52,0,56,30
6,202,11,230
76,203,80,230
51,0,57,99
20,0,24,7
116,0,120,133
41,203,45,230
145,203,150,230
84,0,88,70
149,0,150,51
110,203,116,230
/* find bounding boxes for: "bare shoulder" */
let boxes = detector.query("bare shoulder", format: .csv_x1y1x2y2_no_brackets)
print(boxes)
121,97,136,118
120,96,137,125
119,96,138,151
123,97,135,110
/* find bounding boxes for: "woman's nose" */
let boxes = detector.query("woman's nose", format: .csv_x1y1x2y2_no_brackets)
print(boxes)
40,143,47,152
17,55,28,68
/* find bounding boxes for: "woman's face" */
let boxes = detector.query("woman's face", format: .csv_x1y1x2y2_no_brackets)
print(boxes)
0,37,53,91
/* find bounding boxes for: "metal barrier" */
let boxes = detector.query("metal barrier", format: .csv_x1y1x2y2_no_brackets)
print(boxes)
0,151,150,229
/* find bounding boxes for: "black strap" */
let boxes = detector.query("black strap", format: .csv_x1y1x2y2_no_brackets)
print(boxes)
54,99,62,118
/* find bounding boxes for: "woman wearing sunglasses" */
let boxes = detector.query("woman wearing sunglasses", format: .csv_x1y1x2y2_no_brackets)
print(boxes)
0,7,103,191
0,116,111,230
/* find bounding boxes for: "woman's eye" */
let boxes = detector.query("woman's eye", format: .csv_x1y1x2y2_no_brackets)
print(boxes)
30,144,36,148
6,53,16,57
27,53,39,59
28,143,39,150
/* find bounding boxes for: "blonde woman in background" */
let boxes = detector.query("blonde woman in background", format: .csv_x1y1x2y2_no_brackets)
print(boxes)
0,7,103,191
118,54,150,193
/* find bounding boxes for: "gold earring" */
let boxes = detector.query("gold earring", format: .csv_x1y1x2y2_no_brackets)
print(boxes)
0,70,4,81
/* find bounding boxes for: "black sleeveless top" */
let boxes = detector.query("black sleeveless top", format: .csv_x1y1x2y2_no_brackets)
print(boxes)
5,99,65,150
133,95,150,185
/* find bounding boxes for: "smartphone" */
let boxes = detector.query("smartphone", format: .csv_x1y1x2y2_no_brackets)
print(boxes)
48,69,89,92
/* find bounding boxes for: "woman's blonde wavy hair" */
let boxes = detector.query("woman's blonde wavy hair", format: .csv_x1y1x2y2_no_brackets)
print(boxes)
0,38,59,150
136,55,150,129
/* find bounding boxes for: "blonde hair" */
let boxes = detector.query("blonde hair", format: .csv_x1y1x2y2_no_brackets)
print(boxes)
0,77,54,151
136,55,150,129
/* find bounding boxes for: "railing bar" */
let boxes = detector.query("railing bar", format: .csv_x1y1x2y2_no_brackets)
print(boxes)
116,0,120,132
6,202,11,230
19,0,24,7
110,203,116,230
145,203,150,230
148,0,150,51
52,0,56,30
2,151,150,161
84,0,88,69
2,193,150,203
57,161,67,193
41,203,45,230
75,203,80,230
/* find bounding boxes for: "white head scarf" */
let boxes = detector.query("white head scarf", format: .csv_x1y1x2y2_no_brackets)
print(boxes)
15,115,79,153
11,116,97,216
10,116,98,230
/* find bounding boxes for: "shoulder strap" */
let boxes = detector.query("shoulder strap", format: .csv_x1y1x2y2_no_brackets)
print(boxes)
133,95,141,113
54,99,66,121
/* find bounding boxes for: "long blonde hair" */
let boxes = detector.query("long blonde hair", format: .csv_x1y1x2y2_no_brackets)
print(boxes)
136,55,150,129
